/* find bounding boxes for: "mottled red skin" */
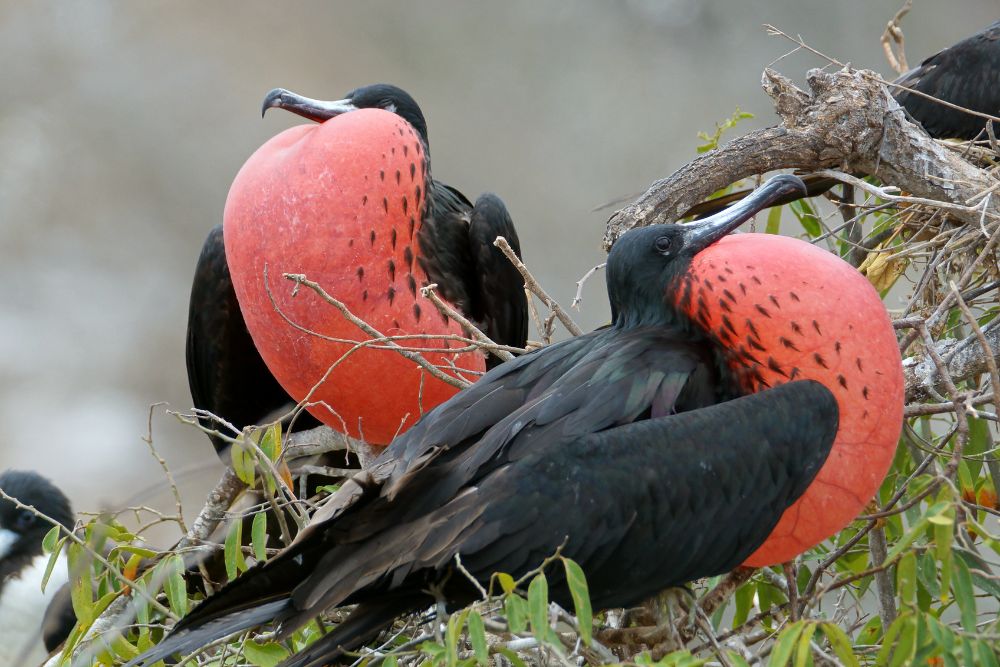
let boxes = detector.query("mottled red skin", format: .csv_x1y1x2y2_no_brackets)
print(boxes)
224,109,484,445
677,234,904,566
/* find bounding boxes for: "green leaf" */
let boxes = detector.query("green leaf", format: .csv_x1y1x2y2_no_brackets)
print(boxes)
561,557,592,646
820,622,859,667
769,621,805,667
733,581,754,627
790,199,821,237
42,525,61,553
496,647,528,667
726,652,751,667
695,107,754,154
794,622,817,667
231,439,256,486
766,206,783,235
419,639,446,663
446,609,467,667
858,617,882,646
244,640,290,667
917,552,941,599
888,615,916,667
975,640,1000,667
961,637,975,667
260,421,283,461
67,543,94,625
107,544,158,560
897,551,917,607
163,554,188,617
106,634,140,661
467,610,489,666
41,536,65,592
925,615,954,652
527,574,549,641
954,549,1000,599
951,557,977,632
875,614,904,666
505,594,527,634
496,572,516,595
251,511,268,562
965,417,991,479
224,517,247,581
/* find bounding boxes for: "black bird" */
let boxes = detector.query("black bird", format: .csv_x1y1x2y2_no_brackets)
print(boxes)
894,20,1000,140
0,470,76,665
682,20,1000,219
259,84,528,355
186,84,527,459
127,175,839,667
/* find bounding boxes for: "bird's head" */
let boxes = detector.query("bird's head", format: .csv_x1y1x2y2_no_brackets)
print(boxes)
262,84,428,144
606,174,807,328
0,470,73,566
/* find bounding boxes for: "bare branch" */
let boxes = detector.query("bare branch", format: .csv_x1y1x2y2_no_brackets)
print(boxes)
904,319,1000,402
604,67,1000,248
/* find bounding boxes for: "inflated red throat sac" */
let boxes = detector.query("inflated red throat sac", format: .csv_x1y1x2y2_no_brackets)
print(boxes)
675,233,903,565
224,109,481,445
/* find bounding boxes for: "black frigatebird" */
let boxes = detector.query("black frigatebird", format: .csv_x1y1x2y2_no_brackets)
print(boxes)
129,174,904,666
894,20,1000,140
186,84,528,455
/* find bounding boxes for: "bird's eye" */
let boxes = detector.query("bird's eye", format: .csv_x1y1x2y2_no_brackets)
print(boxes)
15,511,36,531
655,236,672,253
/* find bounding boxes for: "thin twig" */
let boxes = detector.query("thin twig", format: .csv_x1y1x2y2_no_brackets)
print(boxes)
493,237,583,336
421,283,517,363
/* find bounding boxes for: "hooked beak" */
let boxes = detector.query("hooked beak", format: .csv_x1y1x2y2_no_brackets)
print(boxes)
681,174,808,253
261,88,357,121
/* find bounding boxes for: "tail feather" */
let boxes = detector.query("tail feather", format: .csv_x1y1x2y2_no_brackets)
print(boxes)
278,596,426,667
124,599,290,667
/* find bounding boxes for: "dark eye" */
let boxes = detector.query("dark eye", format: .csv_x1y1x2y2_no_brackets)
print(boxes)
15,511,36,531
655,236,672,253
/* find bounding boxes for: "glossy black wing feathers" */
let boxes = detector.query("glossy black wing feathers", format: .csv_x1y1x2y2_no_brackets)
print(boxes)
468,193,529,361
895,21,1000,140
418,181,478,314
418,183,528,361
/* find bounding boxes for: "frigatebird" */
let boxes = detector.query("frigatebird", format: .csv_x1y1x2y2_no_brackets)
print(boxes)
0,470,76,665
894,20,1000,140
186,225,321,458
127,175,903,667
186,84,528,453
683,20,1000,219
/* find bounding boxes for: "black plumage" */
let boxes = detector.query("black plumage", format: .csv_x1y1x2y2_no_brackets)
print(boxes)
128,176,839,667
895,21,1000,140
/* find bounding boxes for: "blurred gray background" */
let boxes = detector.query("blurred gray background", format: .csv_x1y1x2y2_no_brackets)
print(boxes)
1,1,996,538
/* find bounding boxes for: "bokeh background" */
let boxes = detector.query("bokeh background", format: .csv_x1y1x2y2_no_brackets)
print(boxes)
1,1,996,538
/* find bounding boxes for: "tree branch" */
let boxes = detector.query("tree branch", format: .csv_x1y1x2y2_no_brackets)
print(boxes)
603,67,1000,248
904,319,1000,402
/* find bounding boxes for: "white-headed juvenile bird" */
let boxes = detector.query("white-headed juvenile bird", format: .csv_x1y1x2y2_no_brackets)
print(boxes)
0,470,75,666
